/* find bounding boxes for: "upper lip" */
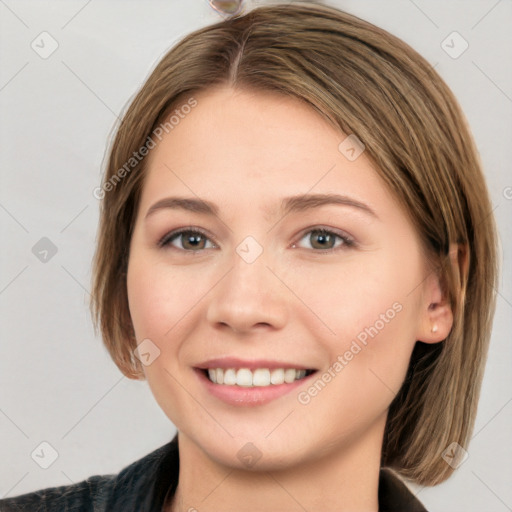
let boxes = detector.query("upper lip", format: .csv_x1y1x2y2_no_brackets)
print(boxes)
195,357,315,371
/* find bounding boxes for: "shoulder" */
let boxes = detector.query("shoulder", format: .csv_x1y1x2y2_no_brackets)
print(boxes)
0,474,115,512
0,438,178,512
379,468,428,512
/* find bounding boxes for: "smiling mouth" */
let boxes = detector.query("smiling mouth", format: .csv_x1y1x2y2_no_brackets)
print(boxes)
202,368,316,387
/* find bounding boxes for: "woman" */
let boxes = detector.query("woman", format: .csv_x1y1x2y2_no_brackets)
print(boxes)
1,2,498,511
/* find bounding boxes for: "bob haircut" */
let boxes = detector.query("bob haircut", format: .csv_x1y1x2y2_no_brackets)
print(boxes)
90,2,498,487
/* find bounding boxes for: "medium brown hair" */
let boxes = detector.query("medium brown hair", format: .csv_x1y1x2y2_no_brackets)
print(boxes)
90,2,498,485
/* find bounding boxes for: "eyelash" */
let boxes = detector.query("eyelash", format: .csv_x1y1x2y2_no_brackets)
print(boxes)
158,226,356,253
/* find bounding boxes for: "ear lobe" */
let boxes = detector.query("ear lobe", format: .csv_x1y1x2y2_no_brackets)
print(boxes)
417,243,467,344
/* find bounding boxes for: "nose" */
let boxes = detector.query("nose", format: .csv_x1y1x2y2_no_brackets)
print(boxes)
205,247,289,335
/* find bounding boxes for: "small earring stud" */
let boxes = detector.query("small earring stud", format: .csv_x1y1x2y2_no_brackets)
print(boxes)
431,324,438,333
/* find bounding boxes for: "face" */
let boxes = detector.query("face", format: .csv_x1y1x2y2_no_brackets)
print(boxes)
127,86,440,471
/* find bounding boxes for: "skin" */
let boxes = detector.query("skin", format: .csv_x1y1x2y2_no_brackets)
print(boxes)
126,86,454,512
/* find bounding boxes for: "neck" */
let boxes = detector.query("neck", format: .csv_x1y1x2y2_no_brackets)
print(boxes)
167,420,384,512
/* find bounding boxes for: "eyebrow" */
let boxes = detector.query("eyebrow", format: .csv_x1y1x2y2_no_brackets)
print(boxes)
144,193,378,220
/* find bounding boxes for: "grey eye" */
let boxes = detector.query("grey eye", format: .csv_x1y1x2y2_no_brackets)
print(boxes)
296,229,351,250
161,230,215,251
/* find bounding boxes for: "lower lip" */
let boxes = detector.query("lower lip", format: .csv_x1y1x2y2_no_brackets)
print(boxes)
195,369,316,406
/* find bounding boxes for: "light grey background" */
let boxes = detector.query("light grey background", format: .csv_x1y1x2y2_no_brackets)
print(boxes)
1,1,511,510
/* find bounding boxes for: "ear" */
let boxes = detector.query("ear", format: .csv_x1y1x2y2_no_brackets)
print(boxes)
417,243,468,344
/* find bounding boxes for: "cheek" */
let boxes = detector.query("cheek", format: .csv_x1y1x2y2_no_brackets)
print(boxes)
284,248,422,343
127,255,195,340
126,253,209,381
291,250,422,403
126,256,191,390
295,301,417,445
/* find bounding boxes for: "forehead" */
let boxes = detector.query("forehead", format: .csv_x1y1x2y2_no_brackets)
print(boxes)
139,86,390,222
146,86,341,169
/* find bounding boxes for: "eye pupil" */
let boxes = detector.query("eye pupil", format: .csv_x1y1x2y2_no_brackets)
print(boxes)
311,230,335,249
184,233,205,250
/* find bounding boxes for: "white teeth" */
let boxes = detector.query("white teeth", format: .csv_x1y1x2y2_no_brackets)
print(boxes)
236,368,253,387
223,368,237,386
284,368,297,383
270,368,285,385
205,368,311,386
252,369,270,386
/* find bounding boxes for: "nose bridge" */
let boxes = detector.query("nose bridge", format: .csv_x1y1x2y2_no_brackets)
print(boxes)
206,237,288,332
